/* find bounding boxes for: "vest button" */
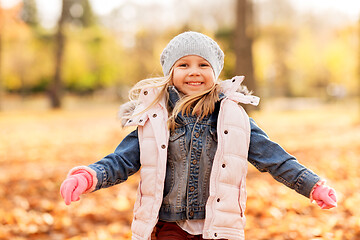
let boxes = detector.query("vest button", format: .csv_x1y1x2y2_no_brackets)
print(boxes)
214,233,218,237
189,211,194,217
222,164,226,168
161,144,166,149
144,91,148,95
192,160,197,165
217,198,220,202
195,132,200,138
152,114,157,118
224,130,228,134
189,186,195,192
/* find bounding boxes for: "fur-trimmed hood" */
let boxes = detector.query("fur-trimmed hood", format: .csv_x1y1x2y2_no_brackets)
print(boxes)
118,100,138,127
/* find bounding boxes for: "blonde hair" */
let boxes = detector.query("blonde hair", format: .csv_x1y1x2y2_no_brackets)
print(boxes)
127,69,220,130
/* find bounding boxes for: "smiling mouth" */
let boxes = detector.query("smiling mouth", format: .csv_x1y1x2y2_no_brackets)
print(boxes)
186,82,203,86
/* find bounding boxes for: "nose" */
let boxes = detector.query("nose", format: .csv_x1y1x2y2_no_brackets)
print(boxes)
188,67,200,76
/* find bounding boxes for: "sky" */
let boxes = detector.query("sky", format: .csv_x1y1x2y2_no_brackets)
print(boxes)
1,0,360,29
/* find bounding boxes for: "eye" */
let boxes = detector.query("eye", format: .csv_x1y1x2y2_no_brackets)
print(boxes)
178,63,188,67
200,63,210,67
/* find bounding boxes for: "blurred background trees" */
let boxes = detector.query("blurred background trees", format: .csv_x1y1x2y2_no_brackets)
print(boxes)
234,0,256,94
0,0,358,109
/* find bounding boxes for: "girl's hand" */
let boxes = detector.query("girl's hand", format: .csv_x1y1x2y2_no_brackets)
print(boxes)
60,170,92,205
312,185,337,209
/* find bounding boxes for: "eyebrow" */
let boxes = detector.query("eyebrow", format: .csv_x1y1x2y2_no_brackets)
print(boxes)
175,60,187,65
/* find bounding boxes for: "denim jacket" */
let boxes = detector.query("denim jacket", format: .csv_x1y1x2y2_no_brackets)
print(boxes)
88,90,319,199
88,92,320,196
158,87,220,221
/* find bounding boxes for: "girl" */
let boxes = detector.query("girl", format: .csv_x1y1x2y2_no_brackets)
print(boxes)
60,31,337,240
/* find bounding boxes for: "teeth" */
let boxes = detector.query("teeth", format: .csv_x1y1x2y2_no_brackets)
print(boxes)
187,82,202,86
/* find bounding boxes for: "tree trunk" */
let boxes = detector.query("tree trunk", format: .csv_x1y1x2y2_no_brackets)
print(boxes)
49,0,68,109
234,0,257,111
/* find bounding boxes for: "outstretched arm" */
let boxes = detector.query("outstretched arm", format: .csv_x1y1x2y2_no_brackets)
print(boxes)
60,129,141,205
88,129,141,190
248,118,337,209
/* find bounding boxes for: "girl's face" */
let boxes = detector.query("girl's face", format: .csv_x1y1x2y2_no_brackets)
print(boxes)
172,55,215,96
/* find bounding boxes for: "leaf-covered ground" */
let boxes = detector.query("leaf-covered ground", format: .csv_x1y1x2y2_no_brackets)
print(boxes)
1,98,359,240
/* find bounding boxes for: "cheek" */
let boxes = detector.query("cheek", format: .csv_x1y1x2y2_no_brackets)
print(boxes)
205,73,216,85
172,76,180,87
172,71,186,84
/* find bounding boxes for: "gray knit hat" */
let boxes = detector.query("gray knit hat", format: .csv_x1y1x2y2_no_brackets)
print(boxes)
160,31,224,79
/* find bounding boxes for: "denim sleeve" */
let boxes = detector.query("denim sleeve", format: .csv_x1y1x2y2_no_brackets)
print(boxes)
248,118,320,198
88,128,141,191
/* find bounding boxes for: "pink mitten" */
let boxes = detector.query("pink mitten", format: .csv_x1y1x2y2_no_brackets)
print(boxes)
60,170,92,205
312,185,337,209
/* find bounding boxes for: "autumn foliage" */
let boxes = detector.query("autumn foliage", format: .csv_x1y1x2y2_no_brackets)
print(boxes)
0,98,359,239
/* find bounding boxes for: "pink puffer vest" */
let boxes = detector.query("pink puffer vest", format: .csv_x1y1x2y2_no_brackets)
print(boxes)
125,76,259,240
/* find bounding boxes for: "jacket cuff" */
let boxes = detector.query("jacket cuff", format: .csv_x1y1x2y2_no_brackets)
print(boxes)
68,166,98,194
